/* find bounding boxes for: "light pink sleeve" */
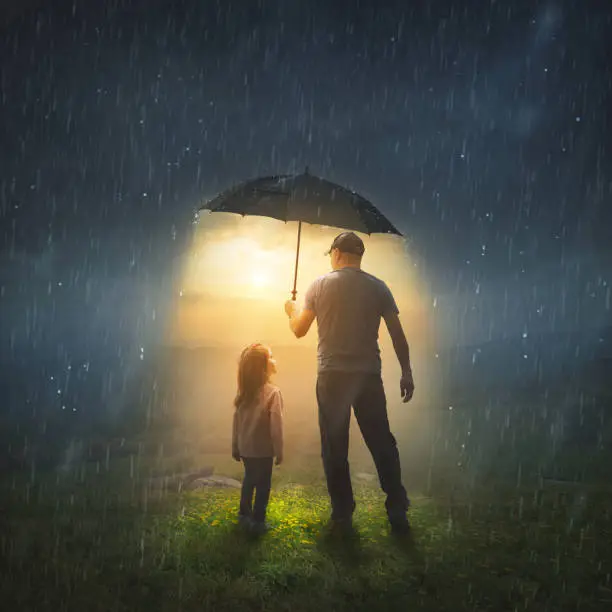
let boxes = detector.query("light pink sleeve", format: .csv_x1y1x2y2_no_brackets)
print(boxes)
232,410,240,456
268,390,284,458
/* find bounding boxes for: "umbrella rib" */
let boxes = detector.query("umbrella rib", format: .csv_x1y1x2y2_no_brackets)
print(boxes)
316,177,400,235
349,197,384,235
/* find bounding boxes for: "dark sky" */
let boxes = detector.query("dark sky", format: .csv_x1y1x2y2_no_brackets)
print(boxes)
0,0,611,369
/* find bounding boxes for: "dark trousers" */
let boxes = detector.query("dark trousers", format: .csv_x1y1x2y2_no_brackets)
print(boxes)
316,371,409,520
239,457,273,522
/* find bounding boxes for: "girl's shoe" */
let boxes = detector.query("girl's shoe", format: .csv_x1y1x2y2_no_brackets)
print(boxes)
238,515,253,528
249,520,270,535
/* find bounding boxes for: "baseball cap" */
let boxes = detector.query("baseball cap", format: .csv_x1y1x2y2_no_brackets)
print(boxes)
324,231,365,256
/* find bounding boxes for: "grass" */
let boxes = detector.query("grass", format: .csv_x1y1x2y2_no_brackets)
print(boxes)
2,456,612,611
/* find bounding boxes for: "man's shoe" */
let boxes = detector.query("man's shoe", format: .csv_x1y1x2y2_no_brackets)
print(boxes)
327,516,355,537
389,513,411,535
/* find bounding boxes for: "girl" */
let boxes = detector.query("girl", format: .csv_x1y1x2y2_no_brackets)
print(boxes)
232,343,284,533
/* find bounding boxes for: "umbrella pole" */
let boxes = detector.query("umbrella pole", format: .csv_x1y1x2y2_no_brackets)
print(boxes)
291,221,302,301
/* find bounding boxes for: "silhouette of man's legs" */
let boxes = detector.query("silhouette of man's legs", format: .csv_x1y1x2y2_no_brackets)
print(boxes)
316,371,356,520
353,373,410,519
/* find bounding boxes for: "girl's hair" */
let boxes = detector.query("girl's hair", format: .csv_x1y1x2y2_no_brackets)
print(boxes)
234,343,271,410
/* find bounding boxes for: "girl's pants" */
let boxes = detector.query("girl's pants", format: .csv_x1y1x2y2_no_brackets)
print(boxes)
239,456,273,522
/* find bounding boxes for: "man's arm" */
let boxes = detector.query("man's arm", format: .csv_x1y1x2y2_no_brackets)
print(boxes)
383,311,415,402
384,312,411,373
285,301,315,339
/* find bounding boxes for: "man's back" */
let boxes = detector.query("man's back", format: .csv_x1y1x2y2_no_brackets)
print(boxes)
304,268,399,373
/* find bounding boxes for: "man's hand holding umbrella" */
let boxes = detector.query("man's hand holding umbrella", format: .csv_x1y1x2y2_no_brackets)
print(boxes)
284,299,315,339
284,300,297,318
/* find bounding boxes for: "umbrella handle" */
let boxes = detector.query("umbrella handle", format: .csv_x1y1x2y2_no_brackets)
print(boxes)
291,221,302,301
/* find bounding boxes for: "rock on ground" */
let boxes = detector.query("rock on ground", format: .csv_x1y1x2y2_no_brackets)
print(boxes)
186,475,241,490
148,466,215,490
355,472,377,483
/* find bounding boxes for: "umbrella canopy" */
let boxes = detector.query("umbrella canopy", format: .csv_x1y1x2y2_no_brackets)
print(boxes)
201,169,402,236
199,169,402,299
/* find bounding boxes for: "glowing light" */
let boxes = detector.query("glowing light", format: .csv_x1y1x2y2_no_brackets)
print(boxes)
170,213,432,348
251,271,270,288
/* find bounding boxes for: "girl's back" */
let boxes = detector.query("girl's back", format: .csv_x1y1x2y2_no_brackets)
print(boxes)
234,382,283,458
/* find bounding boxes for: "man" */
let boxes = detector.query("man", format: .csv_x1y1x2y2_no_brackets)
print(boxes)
284,231,415,533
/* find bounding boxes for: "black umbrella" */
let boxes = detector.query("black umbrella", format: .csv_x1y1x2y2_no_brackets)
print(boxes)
199,168,402,300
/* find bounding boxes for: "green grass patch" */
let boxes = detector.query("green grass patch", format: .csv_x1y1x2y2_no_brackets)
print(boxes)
1,462,612,611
